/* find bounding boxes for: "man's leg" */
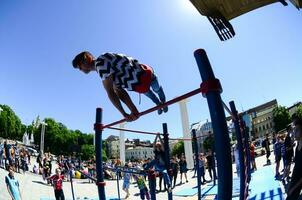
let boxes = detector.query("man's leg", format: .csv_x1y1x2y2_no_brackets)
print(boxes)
149,75,168,112
144,90,163,115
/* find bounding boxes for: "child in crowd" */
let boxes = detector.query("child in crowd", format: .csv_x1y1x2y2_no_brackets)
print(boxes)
137,175,150,200
47,168,65,200
122,163,131,199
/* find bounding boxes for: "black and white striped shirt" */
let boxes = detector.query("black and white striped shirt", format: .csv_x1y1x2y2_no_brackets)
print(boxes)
95,53,144,91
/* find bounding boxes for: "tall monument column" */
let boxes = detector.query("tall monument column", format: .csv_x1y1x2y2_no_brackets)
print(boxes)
119,122,126,165
179,99,194,169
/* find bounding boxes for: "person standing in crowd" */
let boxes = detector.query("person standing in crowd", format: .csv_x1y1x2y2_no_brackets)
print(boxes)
273,135,283,179
282,125,295,183
122,163,131,199
198,153,206,184
170,156,179,188
150,135,172,192
262,134,271,164
5,165,22,200
286,115,302,200
47,168,65,200
234,144,240,178
250,140,257,171
179,155,188,184
206,149,216,181
137,175,150,200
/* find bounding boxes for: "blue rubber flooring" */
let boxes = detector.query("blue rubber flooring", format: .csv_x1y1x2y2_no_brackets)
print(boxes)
248,165,284,200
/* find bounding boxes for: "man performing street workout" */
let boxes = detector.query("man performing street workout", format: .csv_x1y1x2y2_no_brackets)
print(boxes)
72,51,168,121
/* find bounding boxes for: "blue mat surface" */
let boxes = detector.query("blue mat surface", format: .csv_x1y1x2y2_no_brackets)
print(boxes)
174,187,198,196
41,198,99,200
201,177,240,197
248,166,284,200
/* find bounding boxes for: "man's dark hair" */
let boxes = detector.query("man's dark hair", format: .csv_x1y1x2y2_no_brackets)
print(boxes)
72,51,88,68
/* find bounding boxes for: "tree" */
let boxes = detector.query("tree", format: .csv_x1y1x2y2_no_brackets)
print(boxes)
203,135,214,152
0,104,24,140
171,141,184,156
273,106,291,133
294,104,302,120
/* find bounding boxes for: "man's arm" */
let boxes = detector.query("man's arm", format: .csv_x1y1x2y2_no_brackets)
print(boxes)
102,76,138,121
113,86,139,117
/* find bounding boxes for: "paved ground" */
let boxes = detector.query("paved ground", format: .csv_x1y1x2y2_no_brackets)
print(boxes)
0,154,285,200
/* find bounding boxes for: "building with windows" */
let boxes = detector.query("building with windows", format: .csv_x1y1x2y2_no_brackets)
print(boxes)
125,146,154,161
106,135,120,159
244,99,278,139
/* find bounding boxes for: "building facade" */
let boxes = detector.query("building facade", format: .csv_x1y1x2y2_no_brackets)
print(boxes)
106,135,120,159
125,146,154,161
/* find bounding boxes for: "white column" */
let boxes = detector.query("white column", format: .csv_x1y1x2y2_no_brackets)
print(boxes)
179,99,194,169
40,122,47,154
119,122,126,165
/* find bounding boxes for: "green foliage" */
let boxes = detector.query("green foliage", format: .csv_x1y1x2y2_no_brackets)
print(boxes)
294,105,302,120
81,144,95,160
0,104,24,140
0,104,107,160
171,141,184,156
203,135,214,152
273,106,291,132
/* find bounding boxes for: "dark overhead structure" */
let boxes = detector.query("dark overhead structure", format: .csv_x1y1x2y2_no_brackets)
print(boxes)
189,0,301,41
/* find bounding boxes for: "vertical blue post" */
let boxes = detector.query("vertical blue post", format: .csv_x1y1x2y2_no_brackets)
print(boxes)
240,119,251,183
192,129,202,200
148,169,156,200
194,49,232,200
117,169,121,200
230,101,245,200
95,108,106,200
70,170,75,200
163,123,173,200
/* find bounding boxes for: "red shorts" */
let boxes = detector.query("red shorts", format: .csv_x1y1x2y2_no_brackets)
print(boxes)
133,64,153,93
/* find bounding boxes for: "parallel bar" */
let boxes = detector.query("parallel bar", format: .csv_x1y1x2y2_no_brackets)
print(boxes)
107,126,162,136
103,88,201,128
194,49,232,200
222,100,235,119
95,108,106,200
170,134,208,141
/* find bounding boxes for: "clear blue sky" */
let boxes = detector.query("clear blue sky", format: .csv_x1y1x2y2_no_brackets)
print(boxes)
0,0,301,140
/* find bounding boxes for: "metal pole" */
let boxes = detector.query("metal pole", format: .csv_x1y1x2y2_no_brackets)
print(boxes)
117,169,121,200
230,101,245,200
95,108,106,200
163,123,173,200
194,49,232,200
70,170,75,200
148,169,157,200
192,129,202,200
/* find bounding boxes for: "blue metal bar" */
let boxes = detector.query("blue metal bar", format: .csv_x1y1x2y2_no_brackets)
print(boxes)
148,169,157,200
95,108,106,200
230,101,245,200
194,49,233,200
163,123,173,200
192,129,202,200
70,170,75,200
117,171,121,200
241,119,251,183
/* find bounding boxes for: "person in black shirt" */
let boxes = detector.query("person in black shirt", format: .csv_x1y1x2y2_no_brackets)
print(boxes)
206,149,216,181
150,134,172,192
286,117,302,200
262,134,271,164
